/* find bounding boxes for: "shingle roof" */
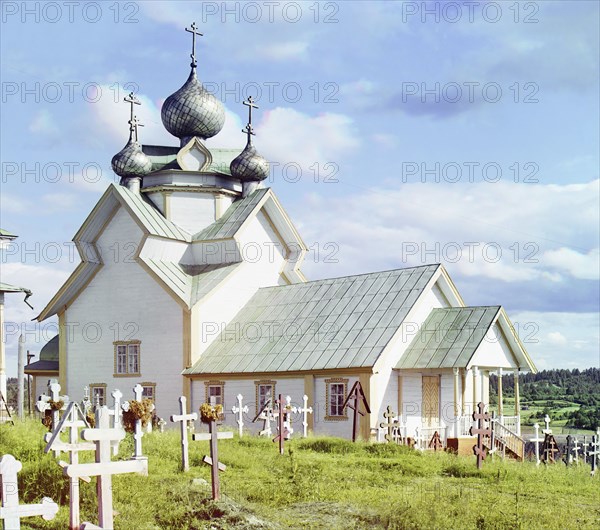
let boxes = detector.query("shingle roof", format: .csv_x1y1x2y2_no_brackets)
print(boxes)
184,264,440,375
395,306,500,370
193,188,269,241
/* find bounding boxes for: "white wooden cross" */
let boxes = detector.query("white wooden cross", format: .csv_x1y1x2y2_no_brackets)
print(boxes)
282,395,296,439
542,414,552,435
109,389,123,456
588,435,599,477
44,401,94,530
170,396,197,472
231,394,248,437
296,394,313,438
0,454,59,528
66,406,148,530
121,384,153,460
157,417,167,432
573,437,581,464
530,423,544,466
36,379,68,431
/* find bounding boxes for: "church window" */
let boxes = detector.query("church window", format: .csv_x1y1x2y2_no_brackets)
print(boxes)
204,381,225,406
113,340,141,376
141,383,156,402
89,383,107,406
255,380,276,414
325,378,349,421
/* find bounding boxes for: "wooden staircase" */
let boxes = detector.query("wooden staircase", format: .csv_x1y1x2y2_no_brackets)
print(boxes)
485,419,525,460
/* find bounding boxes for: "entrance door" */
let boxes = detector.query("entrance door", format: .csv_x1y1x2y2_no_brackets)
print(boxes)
422,376,440,427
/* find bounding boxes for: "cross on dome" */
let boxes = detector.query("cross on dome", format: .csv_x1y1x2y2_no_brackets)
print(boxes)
242,96,259,145
185,22,203,69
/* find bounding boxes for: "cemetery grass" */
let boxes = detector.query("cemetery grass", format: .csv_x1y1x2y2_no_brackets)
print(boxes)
2,421,599,530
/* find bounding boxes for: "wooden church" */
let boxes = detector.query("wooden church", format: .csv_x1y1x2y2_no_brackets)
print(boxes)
35,26,536,451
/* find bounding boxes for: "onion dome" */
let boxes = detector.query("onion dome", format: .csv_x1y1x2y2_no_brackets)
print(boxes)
161,69,225,141
111,138,152,179
230,96,269,182
111,93,152,180
161,22,225,142
230,144,269,182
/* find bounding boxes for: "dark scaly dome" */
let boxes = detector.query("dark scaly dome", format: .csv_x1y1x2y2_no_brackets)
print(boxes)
161,69,225,141
230,143,269,182
111,138,153,179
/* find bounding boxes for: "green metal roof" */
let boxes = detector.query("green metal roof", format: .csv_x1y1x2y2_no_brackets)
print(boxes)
141,259,241,307
395,306,500,370
112,184,191,242
142,145,240,176
40,335,59,362
184,264,440,375
0,229,17,239
193,188,269,241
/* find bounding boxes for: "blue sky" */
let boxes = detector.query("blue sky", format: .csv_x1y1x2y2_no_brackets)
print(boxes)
1,1,598,374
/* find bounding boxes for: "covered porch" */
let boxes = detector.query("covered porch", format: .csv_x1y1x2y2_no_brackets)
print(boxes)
392,306,537,456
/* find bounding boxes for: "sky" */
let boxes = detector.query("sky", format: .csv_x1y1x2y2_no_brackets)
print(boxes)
0,0,598,375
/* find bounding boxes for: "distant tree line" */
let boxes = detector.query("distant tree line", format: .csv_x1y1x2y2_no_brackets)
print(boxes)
490,368,600,429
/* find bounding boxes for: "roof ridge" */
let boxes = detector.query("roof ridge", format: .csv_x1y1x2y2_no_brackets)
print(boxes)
258,263,441,291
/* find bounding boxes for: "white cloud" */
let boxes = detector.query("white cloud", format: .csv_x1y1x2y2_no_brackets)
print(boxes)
254,41,309,61
541,247,599,280
0,194,30,213
29,109,59,137
547,331,568,346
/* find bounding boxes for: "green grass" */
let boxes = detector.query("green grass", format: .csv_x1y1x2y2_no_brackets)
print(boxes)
1,420,599,529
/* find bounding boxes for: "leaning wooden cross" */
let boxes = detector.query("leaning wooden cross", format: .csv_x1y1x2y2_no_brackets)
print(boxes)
44,401,94,530
469,402,491,469
63,406,148,530
341,381,371,442
170,396,198,472
252,398,275,437
0,454,59,528
193,400,233,501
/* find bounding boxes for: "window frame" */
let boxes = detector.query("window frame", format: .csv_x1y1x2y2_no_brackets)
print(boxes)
254,380,276,414
89,383,107,406
141,382,156,403
113,340,141,377
325,378,349,421
204,380,225,407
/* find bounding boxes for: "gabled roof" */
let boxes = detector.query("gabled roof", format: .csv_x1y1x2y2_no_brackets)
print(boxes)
139,260,241,308
184,264,440,375
395,306,536,372
193,188,269,241
396,307,500,370
0,229,17,239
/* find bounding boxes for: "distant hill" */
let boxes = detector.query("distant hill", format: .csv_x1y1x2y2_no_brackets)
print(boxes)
490,368,600,430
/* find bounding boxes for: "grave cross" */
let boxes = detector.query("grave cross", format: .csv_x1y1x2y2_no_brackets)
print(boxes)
36,379,68,431
272,394,290,455
296,394,313,438
193,399,233,500
380,405,397,443
44,401,94,530
65,406,148,530
121,384,153,460
252,398,275,437
341,381,371,442
541,433,559,464
0,455,59,528
109,389,123,456
530,423,544,466
587,435,599,477
469,402,491,469
230,393,248,438
428,431,443,451
283,395,295,439
170,396,198,472
542,414,552,435
157,417,167,433
563,435,574,466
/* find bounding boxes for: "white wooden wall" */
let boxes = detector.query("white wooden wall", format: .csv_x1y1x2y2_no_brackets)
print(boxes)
65,207,183,420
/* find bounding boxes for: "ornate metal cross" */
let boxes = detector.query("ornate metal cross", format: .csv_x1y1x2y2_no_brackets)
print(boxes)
124,92,141,139
469,402,491,469
341,381,371,442
185,22,203,68
241,96,258,145
380,405,397,443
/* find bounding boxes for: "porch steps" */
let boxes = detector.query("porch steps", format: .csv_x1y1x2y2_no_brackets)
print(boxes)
485,419,525,460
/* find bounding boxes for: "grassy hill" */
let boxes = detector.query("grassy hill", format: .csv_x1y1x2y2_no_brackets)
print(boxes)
1,420,598,529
